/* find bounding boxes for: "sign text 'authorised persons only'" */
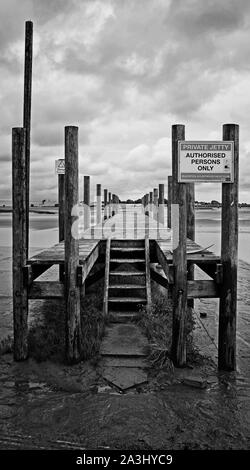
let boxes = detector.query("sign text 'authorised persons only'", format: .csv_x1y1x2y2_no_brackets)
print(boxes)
178,141,234,183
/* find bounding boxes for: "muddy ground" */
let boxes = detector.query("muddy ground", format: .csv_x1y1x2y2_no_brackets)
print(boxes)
0,258,249,449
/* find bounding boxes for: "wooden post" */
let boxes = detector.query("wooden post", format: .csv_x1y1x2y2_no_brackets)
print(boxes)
104,189,108,220
108,191,112,218
84,175,90,230
168,176,172,228
153,188,158,219
218,124,239,371
58,172,65,282
158,183,164,225
112,194,115,216
23,21,33,257
12,128,28,361
149,191,153,213
186,182,195,308
171,124,187,366
64,126,81,363
96,184,102,224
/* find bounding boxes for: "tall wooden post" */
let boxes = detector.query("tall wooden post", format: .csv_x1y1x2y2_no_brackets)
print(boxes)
64,126,81,363
84,175,90,230
218,124,239,371
168,176,172,228
58,172,65,281
171,124,187,366
96,184,102,224
186,182,195,308
23,21,33,257
12,128,28,361
104,188,108,220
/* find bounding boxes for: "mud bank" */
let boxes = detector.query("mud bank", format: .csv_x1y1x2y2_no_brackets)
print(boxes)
0,255,249,449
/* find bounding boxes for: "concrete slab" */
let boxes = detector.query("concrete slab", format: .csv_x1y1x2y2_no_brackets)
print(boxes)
103,366,148,391
100,323,148,357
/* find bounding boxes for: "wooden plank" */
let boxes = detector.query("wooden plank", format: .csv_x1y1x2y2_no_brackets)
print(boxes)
103,238,111,316
155,242,174,283
23,21,33,256
150,267,168,289
145,237,152,311
187,280,219,298
171,124,187,367
218,124,239,371
12,127,28,361
23,263,52,286
78,242,99,283
64,126,81,363
29,281,64,299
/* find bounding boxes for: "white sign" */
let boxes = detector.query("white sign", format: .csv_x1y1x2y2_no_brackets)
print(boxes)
55,159,65,175
178,141,234,183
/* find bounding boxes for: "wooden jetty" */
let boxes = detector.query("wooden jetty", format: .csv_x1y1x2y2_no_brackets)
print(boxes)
11,21,239,371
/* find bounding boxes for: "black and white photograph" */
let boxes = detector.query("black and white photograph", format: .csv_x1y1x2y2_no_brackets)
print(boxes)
0,0,249,463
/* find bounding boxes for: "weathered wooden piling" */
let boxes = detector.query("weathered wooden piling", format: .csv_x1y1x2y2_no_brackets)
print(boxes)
12,128,28,361
167,176,172,228
218,123,239,371
186,181,195,308
108,191,112,218
96,184,102,224
84,175,90,230
153,188,158,219
171,124,187,366
149,191,153,213
58,170,65,281
158,183,165,226
64,126,81,363
104,188,108,220
23,21,33,256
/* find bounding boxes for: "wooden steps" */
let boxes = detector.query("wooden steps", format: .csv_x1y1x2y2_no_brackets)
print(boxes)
105,239,149,316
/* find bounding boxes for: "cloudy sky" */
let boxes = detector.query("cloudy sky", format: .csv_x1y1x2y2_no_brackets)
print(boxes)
1,0,250,203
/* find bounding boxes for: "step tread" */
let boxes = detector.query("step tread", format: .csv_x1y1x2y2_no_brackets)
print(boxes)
110,271,145,276
109,298,146,302
109,285,146,289
111,247,145,252
110,258,145,263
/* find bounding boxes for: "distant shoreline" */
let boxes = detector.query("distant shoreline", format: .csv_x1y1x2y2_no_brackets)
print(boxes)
0,207,57,214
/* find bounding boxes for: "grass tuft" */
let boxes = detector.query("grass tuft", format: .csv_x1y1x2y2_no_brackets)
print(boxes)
28,280,105,363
